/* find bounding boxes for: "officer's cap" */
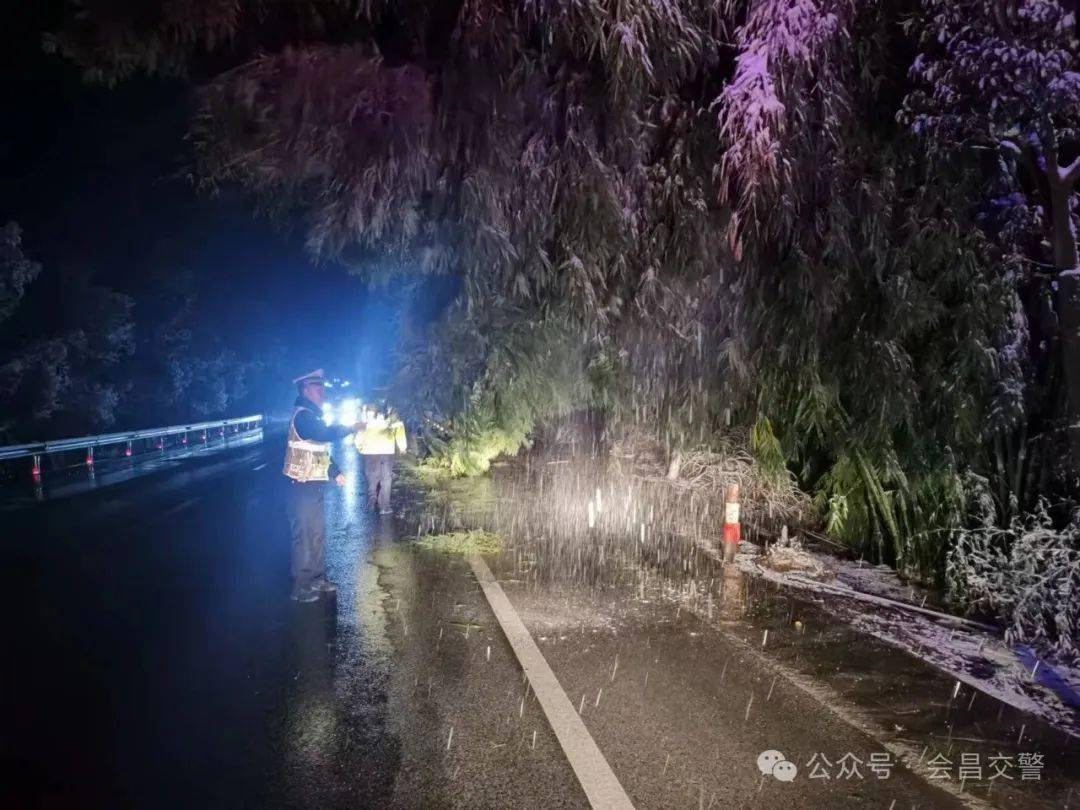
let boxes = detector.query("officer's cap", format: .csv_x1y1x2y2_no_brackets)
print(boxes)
292,369,327,387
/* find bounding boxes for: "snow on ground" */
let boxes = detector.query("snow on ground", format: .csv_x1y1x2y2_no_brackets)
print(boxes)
833,558,943,608
707,540,1080,739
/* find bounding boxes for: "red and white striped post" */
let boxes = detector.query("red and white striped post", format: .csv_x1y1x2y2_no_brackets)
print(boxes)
722,484,741,563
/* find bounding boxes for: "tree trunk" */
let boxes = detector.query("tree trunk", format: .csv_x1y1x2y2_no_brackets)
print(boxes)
1048,181,1080,484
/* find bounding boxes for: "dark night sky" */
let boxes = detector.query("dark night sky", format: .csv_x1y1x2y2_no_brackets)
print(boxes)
0,2,404,414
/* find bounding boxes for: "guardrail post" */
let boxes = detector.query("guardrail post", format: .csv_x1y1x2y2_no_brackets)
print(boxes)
182,432,188,446
157,438,164,451
32,454,42,478
125,440,133,457
86,446,94,466
201,429,208,443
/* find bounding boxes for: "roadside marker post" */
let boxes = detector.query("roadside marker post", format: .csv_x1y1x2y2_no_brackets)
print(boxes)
722,483,741,563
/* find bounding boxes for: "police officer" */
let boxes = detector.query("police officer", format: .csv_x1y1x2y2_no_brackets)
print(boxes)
282,369,362,602
355,403,407,515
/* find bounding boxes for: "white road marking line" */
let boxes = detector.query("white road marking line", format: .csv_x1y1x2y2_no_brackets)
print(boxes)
467,554,635,810
252,463,267,471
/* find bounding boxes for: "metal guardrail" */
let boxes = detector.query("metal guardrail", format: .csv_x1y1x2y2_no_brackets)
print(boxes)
0,414,263,474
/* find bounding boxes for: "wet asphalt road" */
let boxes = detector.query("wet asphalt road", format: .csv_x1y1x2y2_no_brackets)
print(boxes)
0,436,585,809
3,436,1077,809
491,576,965,809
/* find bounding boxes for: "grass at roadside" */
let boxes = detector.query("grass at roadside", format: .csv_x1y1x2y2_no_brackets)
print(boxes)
413,530,504,556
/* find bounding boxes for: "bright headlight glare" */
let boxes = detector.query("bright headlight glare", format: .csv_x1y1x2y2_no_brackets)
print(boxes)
340,398,359,425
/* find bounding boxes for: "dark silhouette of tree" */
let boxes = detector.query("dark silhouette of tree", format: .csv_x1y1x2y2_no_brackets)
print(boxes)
0,221,136,439
0,222,40,323
907,0,1080,486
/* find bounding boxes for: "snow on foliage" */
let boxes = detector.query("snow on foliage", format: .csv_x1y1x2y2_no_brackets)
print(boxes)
715,0,858,248
948,479,1080,661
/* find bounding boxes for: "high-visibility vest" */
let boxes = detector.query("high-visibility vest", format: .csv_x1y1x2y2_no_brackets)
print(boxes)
355,416,407,455
282,407,331,482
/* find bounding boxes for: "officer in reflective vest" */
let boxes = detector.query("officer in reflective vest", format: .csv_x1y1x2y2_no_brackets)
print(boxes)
283,369,362,602
354,404,407,515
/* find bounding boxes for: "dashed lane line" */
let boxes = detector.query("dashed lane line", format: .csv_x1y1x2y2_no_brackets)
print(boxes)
467,553,635,810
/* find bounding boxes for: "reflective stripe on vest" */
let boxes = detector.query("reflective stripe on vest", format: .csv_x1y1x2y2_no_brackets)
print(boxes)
282,407,331,482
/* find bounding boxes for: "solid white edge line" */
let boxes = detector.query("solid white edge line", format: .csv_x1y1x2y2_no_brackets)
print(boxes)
467,553,635,810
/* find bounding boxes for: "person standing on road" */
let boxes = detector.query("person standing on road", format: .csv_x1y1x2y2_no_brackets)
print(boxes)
282,369,363,602
355,404,407,516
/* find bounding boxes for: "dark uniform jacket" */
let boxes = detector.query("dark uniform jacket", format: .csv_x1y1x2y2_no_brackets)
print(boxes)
292,395,352,480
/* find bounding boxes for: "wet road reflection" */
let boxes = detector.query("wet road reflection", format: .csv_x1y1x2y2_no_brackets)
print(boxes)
1,437,405,808
717,565,748,619
2,433,597,809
